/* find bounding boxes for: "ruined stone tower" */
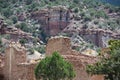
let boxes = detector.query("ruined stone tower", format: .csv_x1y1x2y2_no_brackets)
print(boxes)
3,42,36,80
4,42,26,80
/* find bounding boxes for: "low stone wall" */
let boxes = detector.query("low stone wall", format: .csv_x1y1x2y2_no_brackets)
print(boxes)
17,63,37,80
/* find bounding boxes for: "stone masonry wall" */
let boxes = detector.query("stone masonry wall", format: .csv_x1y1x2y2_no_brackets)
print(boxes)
46,36,104,80
46,36,71,56
3,42,37,80
4,43,26,80
17,63,37,80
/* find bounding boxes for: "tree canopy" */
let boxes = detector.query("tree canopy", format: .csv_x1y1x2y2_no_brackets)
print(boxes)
86,40,120,80
35,51,76,80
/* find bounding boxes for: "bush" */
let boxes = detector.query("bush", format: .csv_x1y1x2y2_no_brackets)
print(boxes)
95,11,108,19
19,38,27,45
2,8,13,18
82,24,88,29
26,0,33,5
86,40,120,80
94,20,99,25
74,7,79,13
73,0,79,4
28,2,39,11
15,22,30,32
11,16,18,24
28,48,34,54
35,52,76,80
83,15,92,22
34,46,45,54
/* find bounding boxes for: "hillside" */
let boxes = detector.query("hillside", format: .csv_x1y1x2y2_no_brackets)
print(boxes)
0,0,120,53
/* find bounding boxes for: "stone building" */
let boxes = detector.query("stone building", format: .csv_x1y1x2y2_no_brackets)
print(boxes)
46,36,104,80
0,36,104,80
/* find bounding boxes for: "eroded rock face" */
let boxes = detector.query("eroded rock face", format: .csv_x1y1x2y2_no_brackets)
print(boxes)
46,36,104,80
31,6,71,36
0,20,33,42
63,28,120,47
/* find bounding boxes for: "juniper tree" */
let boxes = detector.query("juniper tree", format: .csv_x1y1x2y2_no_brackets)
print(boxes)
35,51,76,80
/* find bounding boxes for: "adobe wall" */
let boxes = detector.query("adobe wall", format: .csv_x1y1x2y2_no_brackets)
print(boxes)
46,36,104,80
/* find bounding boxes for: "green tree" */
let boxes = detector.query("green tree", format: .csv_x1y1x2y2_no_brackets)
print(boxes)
19,38,27,45
11,16,18,24
35,52,76,80
2,8,13,18
86,40,120,80
26,0,33,5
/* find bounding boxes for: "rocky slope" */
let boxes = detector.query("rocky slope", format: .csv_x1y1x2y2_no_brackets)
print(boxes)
0,0,120,53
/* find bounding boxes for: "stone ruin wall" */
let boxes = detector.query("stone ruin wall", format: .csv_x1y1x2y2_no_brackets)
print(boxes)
3,43,37,80
46,36,71,56
0,37,105,80
17,63,36,80
64,55,89,80
0,54,4,80
4,44,26,80
46,36,104,80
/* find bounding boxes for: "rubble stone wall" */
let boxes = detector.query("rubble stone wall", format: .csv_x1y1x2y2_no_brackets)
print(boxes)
17,63,37,80
3,43,37,80
46,37,71,55
46,37,104,80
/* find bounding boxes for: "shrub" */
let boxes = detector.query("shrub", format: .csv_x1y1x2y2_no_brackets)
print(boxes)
11,16,18,24
35,52,76,80
83,15,92,22
19,38,27,45
2,8,13,18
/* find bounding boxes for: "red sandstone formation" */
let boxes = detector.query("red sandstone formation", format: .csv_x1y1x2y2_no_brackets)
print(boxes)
31,6,71,36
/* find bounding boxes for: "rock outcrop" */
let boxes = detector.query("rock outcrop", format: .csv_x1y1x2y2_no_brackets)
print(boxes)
0,19,33,42
31,6,71,36
63,28,120,47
